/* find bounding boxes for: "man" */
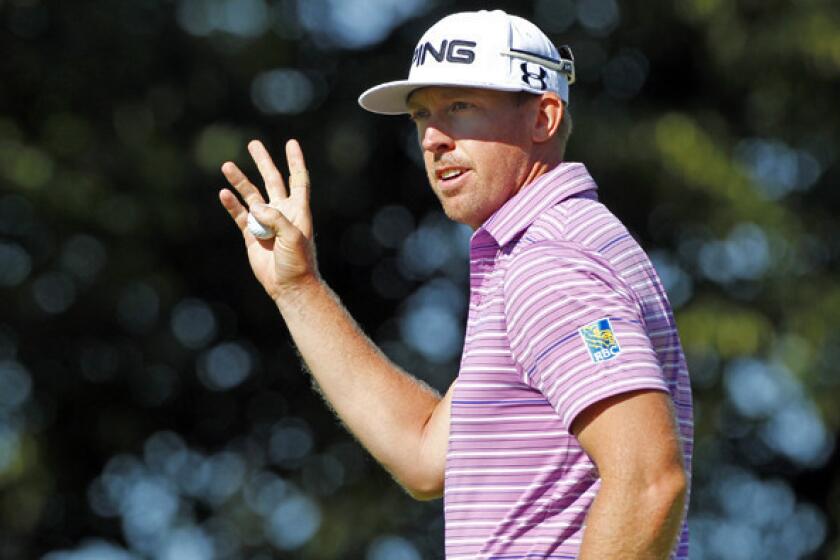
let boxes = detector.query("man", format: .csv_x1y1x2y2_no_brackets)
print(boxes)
219,10,692,560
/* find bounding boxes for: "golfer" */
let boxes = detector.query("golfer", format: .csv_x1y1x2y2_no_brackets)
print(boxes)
220,10,692,559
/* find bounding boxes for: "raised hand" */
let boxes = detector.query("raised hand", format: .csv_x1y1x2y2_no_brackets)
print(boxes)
219,139,318,300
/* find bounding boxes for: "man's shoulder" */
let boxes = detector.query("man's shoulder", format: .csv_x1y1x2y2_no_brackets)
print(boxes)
514,194,619,249
504,197,645,287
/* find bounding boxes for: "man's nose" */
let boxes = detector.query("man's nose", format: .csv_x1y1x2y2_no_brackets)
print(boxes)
421,123,455,154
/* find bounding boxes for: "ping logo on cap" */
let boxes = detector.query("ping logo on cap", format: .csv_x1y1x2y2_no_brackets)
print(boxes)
579,318,621,364
412,39,477,67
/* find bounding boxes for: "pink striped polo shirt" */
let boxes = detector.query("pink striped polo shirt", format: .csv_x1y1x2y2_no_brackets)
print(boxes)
445,162,693,559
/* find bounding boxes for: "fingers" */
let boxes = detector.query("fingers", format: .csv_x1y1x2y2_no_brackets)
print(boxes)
285,139,310,202
222,139,309,210
221,161,266,208
219,188,249,232
248,140,287,202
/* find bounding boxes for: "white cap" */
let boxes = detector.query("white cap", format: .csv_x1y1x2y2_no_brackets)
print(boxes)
358,10,575,115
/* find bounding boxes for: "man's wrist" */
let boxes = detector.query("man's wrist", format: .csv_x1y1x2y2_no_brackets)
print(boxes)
271,273,324,313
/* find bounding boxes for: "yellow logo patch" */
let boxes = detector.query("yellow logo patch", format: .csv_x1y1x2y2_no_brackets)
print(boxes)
579,318,621,364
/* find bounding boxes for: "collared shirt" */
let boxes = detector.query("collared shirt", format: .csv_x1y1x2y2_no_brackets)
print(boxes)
445,162,693,559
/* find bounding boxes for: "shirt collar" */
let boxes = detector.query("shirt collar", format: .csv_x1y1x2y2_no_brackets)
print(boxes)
478,162,598,248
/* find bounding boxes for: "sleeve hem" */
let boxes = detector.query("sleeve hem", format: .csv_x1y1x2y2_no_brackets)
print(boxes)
562,381,669,432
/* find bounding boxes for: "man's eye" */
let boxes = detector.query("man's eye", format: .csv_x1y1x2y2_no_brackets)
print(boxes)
451,102,471,112
409,110,429,121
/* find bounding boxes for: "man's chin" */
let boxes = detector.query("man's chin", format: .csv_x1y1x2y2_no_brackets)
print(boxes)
439,202,483,230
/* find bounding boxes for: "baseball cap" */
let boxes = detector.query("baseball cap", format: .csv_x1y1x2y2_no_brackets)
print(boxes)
358,10,575,115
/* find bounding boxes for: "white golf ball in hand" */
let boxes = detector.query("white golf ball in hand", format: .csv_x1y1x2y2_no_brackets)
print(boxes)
247,211,275,240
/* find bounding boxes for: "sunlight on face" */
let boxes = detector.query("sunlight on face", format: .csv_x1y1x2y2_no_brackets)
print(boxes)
407,87,536,229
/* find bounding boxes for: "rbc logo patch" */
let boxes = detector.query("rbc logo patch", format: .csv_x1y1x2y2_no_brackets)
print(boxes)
579,318,621,364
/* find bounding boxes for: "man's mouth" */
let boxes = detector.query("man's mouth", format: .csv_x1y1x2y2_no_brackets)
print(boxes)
436,167,469,182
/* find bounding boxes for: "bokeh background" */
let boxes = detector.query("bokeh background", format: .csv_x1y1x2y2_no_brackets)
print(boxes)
1,0,839,558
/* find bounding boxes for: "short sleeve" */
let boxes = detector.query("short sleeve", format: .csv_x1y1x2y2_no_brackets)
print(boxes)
503,242,668,430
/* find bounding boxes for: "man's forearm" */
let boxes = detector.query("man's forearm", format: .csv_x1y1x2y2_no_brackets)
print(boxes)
273,276,446,496
578,469,687,559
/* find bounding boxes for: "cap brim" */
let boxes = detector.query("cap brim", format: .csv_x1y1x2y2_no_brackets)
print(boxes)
358,79,527,115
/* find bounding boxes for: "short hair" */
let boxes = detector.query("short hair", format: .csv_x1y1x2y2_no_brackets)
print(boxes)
514,92,572,159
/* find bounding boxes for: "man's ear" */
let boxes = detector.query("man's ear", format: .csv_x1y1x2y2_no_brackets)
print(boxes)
532,93,563,144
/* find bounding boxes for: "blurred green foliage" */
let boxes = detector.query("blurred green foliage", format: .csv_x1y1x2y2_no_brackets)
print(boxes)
1,0,838,558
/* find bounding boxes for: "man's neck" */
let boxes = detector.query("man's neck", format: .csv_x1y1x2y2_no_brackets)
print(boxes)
518,153,564,194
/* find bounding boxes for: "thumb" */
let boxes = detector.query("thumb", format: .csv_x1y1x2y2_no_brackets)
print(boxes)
250,203,295,238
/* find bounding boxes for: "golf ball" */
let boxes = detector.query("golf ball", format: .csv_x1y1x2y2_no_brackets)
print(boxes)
247,212,275,239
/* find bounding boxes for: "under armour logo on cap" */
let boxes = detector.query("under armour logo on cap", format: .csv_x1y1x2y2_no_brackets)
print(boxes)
520,63,548,90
